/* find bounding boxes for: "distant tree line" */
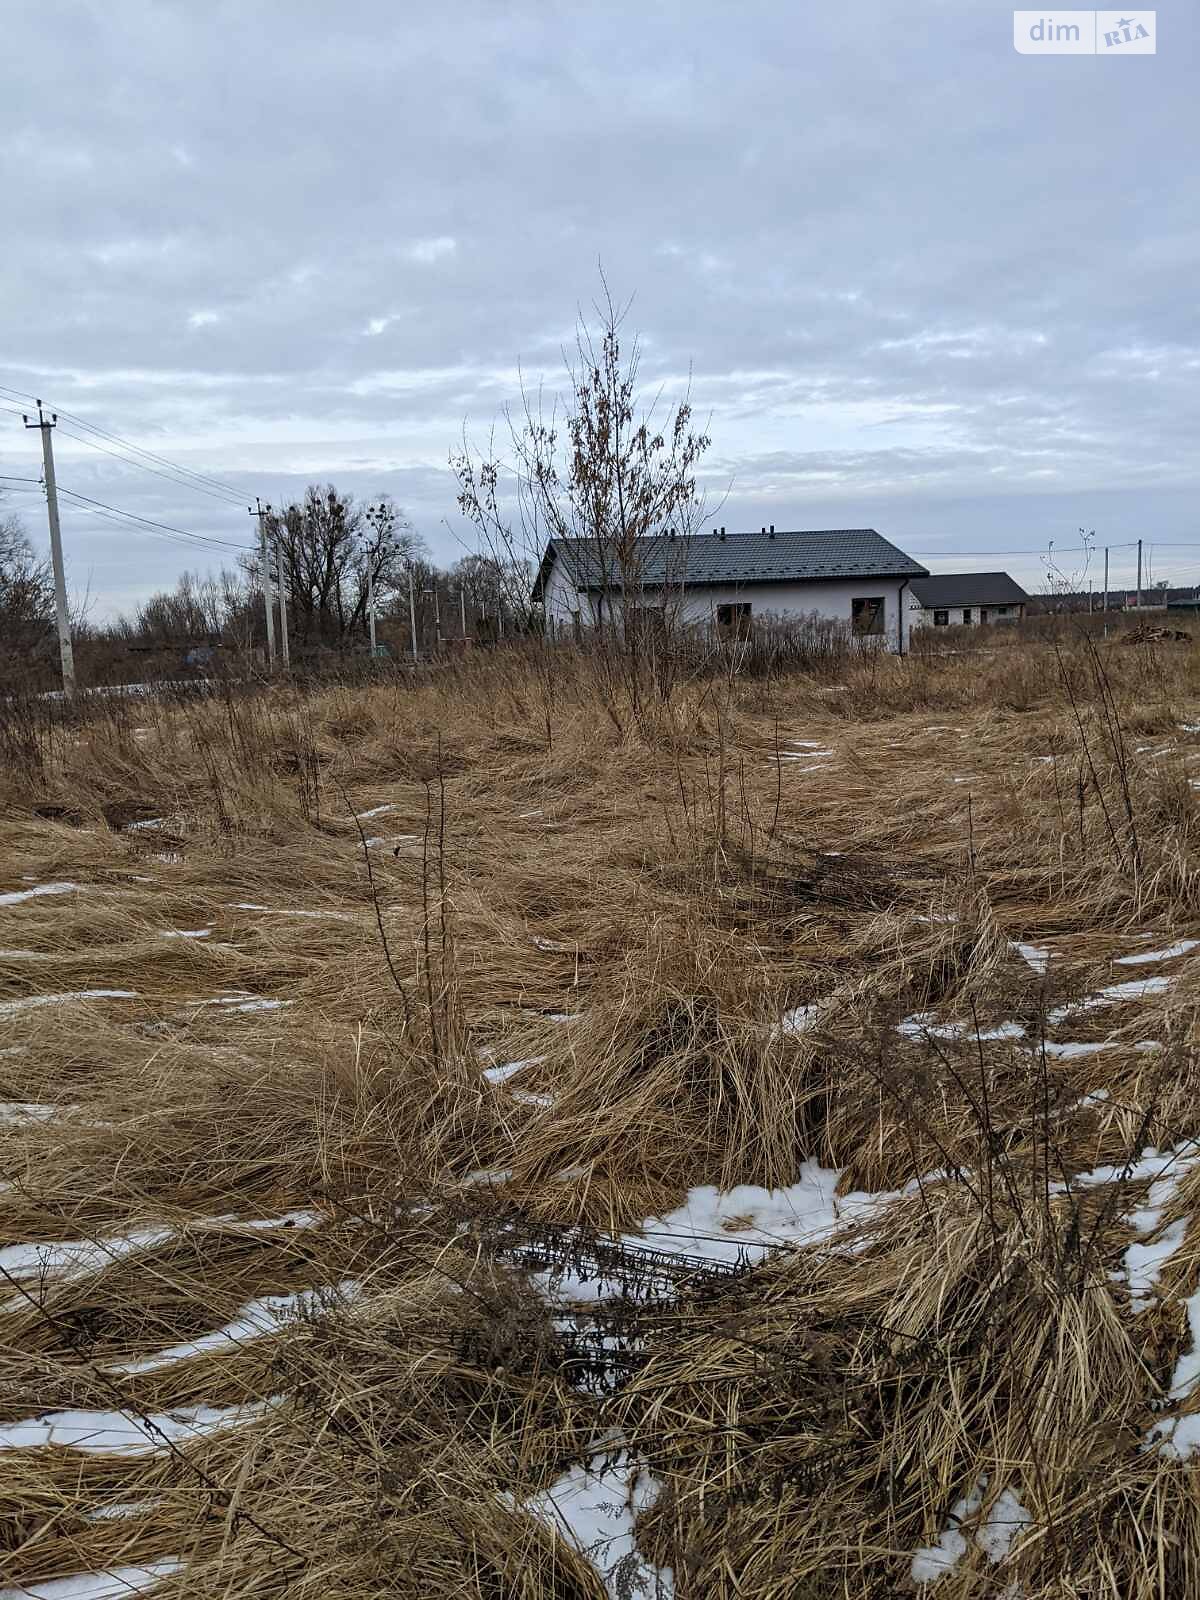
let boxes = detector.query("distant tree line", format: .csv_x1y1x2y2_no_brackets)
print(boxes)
100,484,531,657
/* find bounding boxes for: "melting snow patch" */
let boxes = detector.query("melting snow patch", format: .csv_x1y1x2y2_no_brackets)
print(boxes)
1127,1219,1189,1312
899,1014,1024,1043
5,1557,184,1599
0,1101,64,1123
1,1228,174,1288
108,1285,355,1373
483,1057,544,1086
0,989,137,1017
527,1446,674,1599
0,882,79,906
162,929,211,940
0,1399,272,1454
1012,941,1049,975
780,1005,818,1034
912,1478,1030,1584
356,803,396,820
1047,976,1173,1024
1040,1040,1112,1059
1115,941,1199,966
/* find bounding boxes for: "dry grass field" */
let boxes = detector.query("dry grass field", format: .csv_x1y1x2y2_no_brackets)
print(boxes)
4,628,1200,1598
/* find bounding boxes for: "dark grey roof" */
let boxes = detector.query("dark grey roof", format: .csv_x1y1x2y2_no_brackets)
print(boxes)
532,529,927,599
909,571,1029,608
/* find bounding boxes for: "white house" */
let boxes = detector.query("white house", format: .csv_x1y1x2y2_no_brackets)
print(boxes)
908,572,1028,629
531,527,930,653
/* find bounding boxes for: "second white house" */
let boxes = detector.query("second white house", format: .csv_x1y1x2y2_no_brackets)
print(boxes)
531,526,930,653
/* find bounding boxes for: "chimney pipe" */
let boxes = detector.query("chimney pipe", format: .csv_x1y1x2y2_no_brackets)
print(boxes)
769,524,775,534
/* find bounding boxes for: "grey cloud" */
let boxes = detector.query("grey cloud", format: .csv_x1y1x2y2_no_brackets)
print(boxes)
0,0,1196,616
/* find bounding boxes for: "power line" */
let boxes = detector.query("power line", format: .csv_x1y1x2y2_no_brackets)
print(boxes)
55,485,254,554
0,382,247,504
52,423,249,508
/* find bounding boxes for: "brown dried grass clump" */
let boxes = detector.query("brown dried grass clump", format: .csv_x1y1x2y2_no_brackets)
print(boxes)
4,631,1200,1595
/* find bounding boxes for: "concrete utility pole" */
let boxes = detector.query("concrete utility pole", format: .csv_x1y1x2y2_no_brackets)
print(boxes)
1136,538,1143,611
408,568,418,662
276,534,290,670
367,564,377,654
459,585,467,640
23,403,75,696
251,498,275,666
1103,546,1109,635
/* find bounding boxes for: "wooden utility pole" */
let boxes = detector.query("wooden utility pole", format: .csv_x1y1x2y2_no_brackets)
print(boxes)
23,402,75,696
1136,538,1143,610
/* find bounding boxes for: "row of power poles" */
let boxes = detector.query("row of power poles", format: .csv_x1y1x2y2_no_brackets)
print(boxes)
1099,538,1143,616
251,499,290,670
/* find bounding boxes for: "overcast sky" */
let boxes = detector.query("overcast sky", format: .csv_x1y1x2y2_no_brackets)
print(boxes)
1,1,1195,617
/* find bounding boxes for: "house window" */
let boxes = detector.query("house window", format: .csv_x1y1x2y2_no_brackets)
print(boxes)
994,605,1008,616
933,609,949,627
851,597,885,637
961,607,973,625
716,602,752,638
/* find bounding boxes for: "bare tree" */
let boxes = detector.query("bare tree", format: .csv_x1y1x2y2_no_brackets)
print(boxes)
258,486,426,648
452,279,712,710
0,509,56,667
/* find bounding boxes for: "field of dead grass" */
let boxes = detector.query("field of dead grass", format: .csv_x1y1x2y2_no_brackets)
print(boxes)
4,631,1200,1598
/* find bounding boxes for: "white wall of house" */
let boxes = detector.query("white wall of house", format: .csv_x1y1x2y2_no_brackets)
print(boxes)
542,563,916,652
909,601,1025,630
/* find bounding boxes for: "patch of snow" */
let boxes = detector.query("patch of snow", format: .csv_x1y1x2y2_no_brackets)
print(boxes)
779,1005,818,1035
1047,976,1173,1024
125,818,165,831
482,1056,544,1086
1115,941,1199,966
1039,1040,1112,1058
899,1014,1024,1042
0,882,79,906
462,1168,514,1187
1012,941,1049,976
0,1399,272,1454
0,1228,174,1288
976,1486,1032,1563
512,1090,555,1109
107,1284,356,1373
4,1557,184,1599
356,803,396,820
527,1447,673,1599
162,929,211,940
81,1498,161,1523
912,1478,1029,1583
912,1479,985,1583
1127,1219,1189,1312
0,1101,64,1123
0,989,138,1018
